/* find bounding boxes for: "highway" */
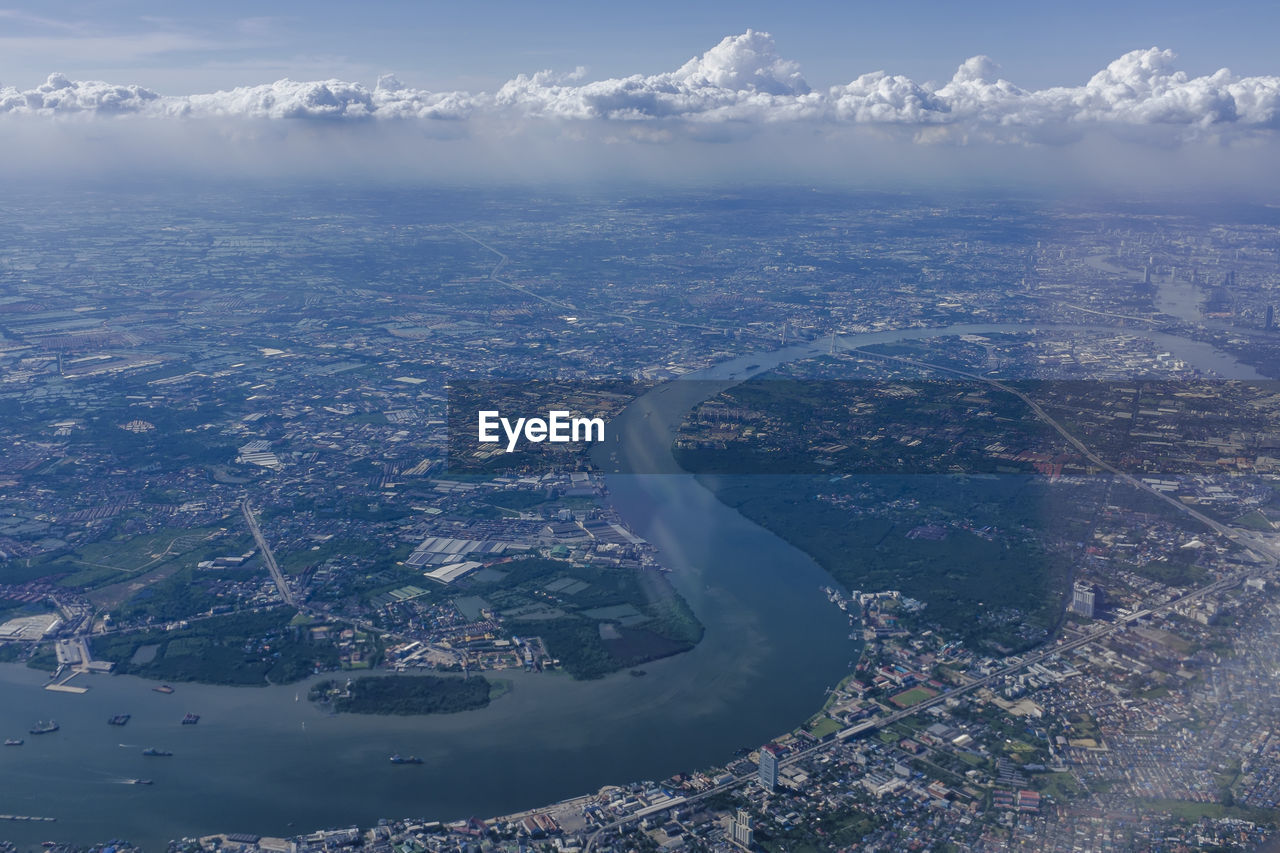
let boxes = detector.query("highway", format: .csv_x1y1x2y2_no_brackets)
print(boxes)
239,498,462,664
584,342,1274,851
240,499,296,606
1018,293,1163,327
448,225,721,332
848,347,1280,569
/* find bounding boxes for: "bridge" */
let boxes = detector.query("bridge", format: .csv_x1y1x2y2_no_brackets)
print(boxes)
240,499,295,606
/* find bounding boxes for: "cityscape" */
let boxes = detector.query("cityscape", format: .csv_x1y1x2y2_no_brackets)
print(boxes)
5,3,1280,852
1,185,1279,851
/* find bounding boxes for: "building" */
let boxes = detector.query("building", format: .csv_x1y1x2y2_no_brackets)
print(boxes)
731,809,754,849
1070,581,1096,619
758,744,781,791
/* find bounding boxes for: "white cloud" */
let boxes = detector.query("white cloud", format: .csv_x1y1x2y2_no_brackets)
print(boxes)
670,29,809,96
0,72,160,114
493,30,817,121
829,71,948,123
174,78,476,121
4,32,1280,146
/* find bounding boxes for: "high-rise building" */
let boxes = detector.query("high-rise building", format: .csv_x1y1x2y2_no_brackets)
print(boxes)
732,809,754,848
758,743,781,791
1070,582,1096,619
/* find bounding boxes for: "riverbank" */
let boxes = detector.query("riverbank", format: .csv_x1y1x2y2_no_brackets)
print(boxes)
2,320,1263,849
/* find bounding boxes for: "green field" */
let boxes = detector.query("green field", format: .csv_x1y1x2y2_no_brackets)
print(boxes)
0,525,231,594
460,556,704,679
890,686,938,708
805,715,844,738
1234,510,1276,532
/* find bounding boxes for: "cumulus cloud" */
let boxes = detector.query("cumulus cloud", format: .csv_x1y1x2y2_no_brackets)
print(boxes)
493,30,820,122
671,29,809,96
170,77,477,120
0,71,160,114
4,31,1280,145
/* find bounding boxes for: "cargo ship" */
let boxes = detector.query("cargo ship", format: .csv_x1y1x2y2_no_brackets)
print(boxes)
29,721,58,735
107,714,131,726
142,747,173,757
180,713,199,725
389,754,423,765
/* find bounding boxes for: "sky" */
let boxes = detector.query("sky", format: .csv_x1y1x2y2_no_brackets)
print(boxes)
3,0,1280,190
4,0,1280,93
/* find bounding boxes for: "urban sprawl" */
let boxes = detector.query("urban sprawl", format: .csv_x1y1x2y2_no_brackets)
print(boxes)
3,188,1280,852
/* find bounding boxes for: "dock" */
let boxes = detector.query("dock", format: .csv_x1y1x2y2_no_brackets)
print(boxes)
45,669,89,693
44,682,89,694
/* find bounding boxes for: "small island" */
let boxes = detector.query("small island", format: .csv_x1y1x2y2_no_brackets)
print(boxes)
309,674,496,715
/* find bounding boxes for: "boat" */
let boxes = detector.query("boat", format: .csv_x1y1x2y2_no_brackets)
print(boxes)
29,721,58,735
180,713,199,725
107,714,131,726
4,739,22,746
124,778,153,785
152,685,175,694
389,754,423,765
142,747,173,757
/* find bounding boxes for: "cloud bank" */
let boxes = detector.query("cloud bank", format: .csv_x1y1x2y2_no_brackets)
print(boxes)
3,30,1279,145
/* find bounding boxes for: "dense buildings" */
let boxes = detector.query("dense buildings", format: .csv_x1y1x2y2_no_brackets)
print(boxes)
2,186,1280,849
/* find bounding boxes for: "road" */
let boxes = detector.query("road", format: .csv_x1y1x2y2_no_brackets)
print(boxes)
240,499,296,606
848,347,1280,568
583,574,1240,852
1018,292,1163,327
239,499,463,664
584,341,1276,851
448,225,721,332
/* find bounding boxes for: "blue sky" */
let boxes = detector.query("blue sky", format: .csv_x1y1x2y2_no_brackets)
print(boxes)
2,0,1278,93
3,1,1280,191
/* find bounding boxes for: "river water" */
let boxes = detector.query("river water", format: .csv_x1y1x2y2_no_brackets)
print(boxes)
1082,253,1212,328
0,322,1260,850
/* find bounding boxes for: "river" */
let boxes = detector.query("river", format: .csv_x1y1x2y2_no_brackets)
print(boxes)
1082,253,1216,328
0,322,1260,850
